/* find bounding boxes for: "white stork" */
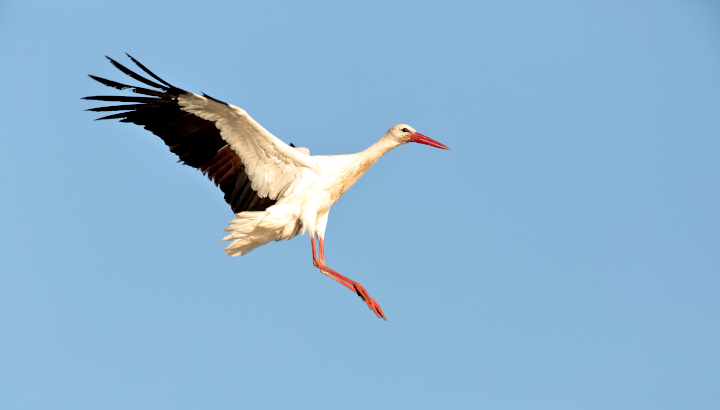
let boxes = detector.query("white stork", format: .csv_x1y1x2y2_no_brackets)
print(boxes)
84,55,449,320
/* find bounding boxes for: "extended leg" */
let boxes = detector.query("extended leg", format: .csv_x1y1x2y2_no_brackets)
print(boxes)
311,235,386,320
311,236,354,292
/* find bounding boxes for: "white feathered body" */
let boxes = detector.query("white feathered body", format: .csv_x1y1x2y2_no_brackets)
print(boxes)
221,136,402,256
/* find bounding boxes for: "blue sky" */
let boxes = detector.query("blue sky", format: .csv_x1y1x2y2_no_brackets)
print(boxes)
1,1,719,409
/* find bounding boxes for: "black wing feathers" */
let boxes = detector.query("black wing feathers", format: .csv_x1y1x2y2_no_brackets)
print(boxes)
124,53,175,89
104,56,170,91
87,75,167,97
84,55,276,213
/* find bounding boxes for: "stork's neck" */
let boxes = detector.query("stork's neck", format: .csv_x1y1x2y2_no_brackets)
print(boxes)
358,134,403,164
343,135,403,180
327,135,403,203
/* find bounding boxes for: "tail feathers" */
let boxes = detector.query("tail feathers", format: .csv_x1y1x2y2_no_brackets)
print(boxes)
222,210,301,256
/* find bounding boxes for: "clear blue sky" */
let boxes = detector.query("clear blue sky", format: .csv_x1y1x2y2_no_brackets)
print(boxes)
1,1,719,409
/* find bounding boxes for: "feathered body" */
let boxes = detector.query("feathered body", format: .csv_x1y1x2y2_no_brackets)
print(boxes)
223,135,403,255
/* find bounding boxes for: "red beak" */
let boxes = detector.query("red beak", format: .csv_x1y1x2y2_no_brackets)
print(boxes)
409,132,450,150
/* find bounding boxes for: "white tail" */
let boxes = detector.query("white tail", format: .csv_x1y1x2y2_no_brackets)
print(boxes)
222,206,303,256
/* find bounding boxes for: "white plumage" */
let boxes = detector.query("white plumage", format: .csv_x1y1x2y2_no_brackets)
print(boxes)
85,55,449,320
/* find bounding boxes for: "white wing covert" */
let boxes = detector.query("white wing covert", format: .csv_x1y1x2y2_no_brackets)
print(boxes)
178,93,317,202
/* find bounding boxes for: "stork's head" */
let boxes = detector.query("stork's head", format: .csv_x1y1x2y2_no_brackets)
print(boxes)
388,124,450,150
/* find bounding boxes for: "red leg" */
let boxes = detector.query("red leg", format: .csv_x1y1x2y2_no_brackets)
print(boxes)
311,236,386,320
311,236,355,292
319,237,325,262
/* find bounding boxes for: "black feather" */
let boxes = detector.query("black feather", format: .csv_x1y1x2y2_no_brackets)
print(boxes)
83,95,161,103
105,56,170,91
125,53,176,89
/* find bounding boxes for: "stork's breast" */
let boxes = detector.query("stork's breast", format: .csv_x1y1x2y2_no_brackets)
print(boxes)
327,159,374,204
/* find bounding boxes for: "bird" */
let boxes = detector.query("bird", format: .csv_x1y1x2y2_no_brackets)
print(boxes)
84,54,449,320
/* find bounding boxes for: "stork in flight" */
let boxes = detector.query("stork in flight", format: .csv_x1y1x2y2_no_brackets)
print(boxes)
84,55,449,320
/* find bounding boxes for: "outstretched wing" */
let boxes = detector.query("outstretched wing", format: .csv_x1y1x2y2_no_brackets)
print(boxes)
84,54,317,213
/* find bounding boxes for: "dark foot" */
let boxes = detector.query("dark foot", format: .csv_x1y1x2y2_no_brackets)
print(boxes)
351,282,386,320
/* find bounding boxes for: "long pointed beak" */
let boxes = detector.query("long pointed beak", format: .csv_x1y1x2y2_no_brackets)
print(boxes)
409,132,450,150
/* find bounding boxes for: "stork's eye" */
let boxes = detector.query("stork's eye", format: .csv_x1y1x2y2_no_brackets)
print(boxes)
402,128,409,133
